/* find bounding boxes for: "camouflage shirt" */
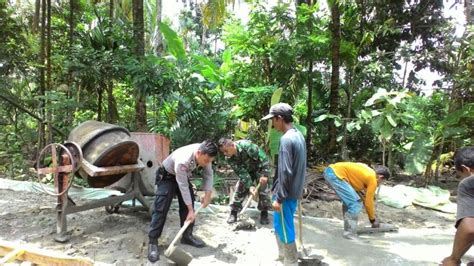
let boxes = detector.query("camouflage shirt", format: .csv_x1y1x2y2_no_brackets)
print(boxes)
226,140,270,181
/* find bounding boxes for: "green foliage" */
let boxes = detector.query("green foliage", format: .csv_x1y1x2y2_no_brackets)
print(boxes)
0,0,472,188
211,194,230,205
404,134,433,175
402,98,473,175
0,1,30,77
363,88,411,141
123,54,173,96
146,24,236,149
159,22,186,61
201,0,227,30
237,86,276,121
0,130,33,179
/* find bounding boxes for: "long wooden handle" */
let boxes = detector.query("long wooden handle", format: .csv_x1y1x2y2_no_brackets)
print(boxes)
165,207,201,254
239,183,261,215
297,200,303,247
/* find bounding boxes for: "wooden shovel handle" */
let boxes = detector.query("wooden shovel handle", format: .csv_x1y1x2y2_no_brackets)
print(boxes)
165,207,201,254
239,183,261,215
297,201,303,247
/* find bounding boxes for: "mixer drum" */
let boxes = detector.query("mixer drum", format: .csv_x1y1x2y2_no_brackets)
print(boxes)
68,120,139,188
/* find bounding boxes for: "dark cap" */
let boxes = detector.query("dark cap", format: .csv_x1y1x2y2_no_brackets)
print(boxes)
261,103,293,120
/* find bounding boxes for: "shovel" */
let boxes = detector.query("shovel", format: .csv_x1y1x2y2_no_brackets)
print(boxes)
231,184,261,231
239,183,261,216
164,207,201,265
297,200,309,256
297,201,324,265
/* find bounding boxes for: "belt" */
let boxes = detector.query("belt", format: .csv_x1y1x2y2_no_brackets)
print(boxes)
157,166,175,181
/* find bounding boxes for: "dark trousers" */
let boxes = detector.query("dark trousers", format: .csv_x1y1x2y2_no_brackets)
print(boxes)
148,169,195,243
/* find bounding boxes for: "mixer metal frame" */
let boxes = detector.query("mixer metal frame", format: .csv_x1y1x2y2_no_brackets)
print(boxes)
36,142,148,243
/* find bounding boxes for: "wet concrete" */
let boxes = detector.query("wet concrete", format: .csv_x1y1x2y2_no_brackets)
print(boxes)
192,206,474,266
293,214,474,266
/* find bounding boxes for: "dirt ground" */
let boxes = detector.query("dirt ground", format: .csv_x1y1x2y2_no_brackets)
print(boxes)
0,174,459,265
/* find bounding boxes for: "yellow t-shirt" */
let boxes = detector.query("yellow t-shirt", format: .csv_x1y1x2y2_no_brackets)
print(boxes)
329,162,378,220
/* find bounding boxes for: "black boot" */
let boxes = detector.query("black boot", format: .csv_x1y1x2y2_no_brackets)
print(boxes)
147,242,160,262
260,211,269,225
181,225,205,248
227,210,238,224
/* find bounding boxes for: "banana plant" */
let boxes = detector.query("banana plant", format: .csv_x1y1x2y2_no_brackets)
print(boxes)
362,88,411,167
405,102,474,177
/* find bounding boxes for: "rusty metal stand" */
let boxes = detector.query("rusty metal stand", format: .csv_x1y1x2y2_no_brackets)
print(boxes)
54,171,151,243
55,154,72,243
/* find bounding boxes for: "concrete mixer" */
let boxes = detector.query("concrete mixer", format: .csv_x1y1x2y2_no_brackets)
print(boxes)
35,120,170,242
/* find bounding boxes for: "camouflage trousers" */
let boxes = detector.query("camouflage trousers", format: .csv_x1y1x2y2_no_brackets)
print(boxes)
229,177,272,212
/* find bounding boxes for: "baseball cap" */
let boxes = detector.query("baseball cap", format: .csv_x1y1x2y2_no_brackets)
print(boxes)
261,103,293,120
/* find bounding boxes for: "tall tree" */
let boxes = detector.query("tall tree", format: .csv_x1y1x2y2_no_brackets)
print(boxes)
295,1,324,155
38,0,46,154
328,0,341,154
155,0,163,54
66,0,78,125
133,0,146,131
106,0,119,123
33,0,40,33
45,0,52,143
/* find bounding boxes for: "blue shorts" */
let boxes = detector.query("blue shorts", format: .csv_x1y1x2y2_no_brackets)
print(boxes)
273,195,297,244
323,167,362,215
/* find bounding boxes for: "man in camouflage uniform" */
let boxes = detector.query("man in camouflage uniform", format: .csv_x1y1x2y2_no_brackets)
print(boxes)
218,138,272,225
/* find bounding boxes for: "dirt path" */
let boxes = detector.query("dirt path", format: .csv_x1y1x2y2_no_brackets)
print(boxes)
0,180,467,265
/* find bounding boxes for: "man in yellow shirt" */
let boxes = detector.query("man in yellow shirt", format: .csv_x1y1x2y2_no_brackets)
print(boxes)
323,162,390,239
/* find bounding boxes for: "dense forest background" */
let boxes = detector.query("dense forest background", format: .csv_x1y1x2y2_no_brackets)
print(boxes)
1,0,473,186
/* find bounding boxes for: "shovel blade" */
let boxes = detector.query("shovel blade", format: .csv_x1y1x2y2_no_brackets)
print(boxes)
299,253,325,266
164,245,193,266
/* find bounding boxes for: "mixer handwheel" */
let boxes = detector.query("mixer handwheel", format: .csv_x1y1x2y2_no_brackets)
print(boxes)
36,143,76,196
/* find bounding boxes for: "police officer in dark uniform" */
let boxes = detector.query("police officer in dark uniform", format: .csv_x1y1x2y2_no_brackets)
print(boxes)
147,140,218,263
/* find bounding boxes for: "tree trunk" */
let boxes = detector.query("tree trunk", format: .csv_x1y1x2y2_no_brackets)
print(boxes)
263,56,272,83
37,0,46,156
46,0,52,143
305,60,313,156
106,82,119,123
341,70,352,161
388,141,394,174
423,147,438,186
381,139,386,167
328,1,341,154
33,0,40,33
69,0,74,46
66,0,74,126
97,87,103,121
133,0,147,131
155,0,163,55
434,137,445,182
401,59,409,88
200,26,207,52
109,0,114,20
